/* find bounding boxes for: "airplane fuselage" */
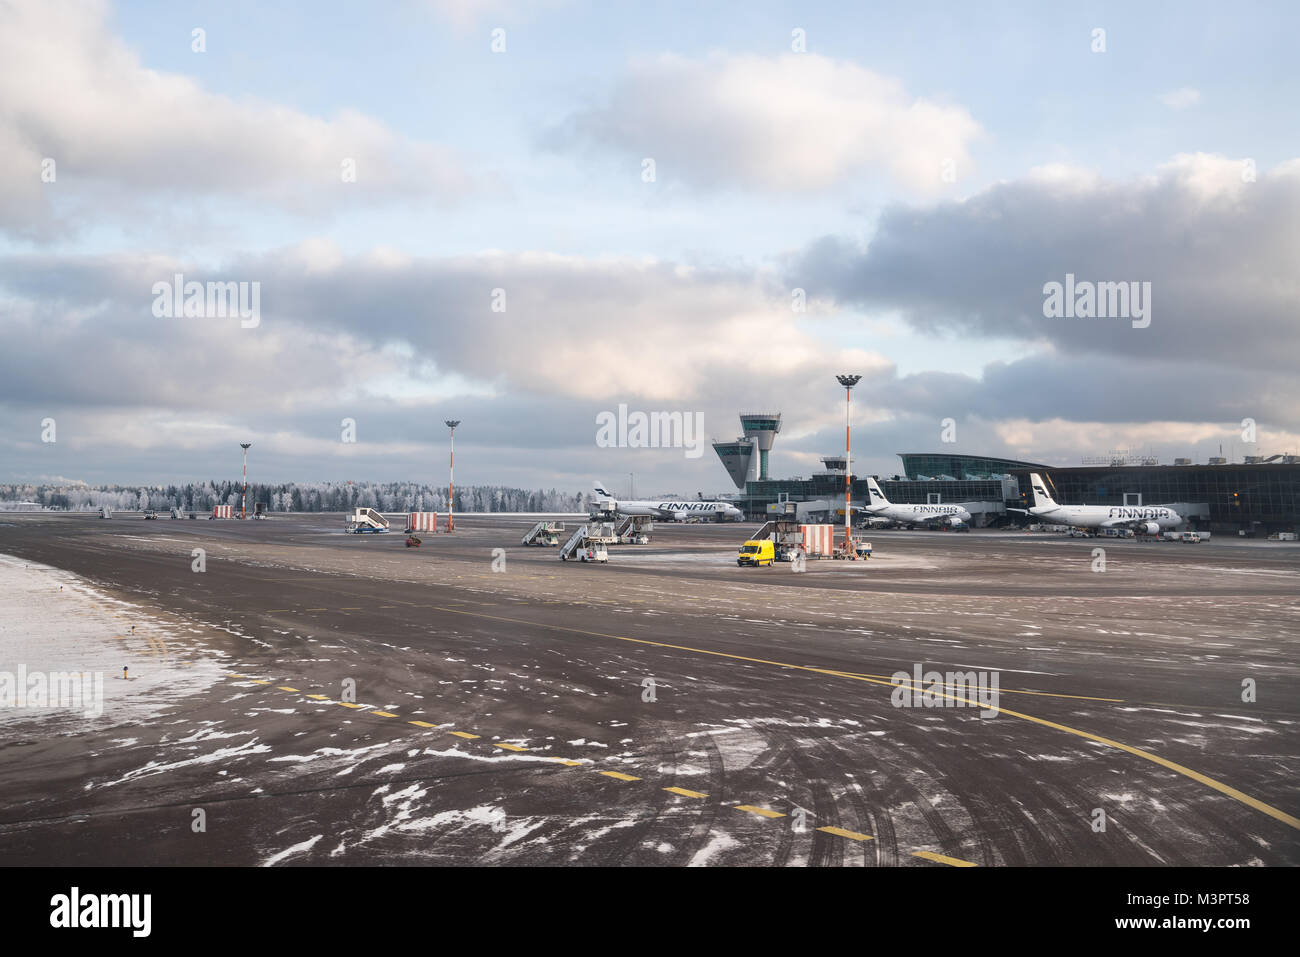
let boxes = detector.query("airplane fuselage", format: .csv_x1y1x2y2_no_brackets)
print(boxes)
1029,504,1180,529
865,502,971,526
596,498,743,521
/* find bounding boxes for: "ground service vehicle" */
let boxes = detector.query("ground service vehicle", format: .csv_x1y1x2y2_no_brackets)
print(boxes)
738,539,775,566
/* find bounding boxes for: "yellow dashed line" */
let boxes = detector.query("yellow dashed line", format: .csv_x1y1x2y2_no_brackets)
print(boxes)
664,786,708,798
427,603,1298,832
219,675,950,855
817,825,873,842
879,675,1121,703
912,851,977,867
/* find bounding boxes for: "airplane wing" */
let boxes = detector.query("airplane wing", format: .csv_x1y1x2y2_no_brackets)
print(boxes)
1100,517,1151,529
913,514,964,526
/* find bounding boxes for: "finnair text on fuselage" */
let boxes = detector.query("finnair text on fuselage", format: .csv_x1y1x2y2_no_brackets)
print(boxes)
1106,506,1173,520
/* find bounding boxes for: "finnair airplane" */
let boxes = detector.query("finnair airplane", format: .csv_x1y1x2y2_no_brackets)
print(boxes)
1010,473,1182,533
863,477,972,528
592,481,743,522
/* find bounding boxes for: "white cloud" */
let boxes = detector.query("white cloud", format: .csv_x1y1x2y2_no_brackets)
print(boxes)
1159,87,1201,109
553,52,981,193
794,153,1300,373
0,0,477,238
423,0,565,28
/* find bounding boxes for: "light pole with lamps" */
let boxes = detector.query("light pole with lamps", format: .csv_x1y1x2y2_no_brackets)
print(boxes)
445,421,460,531
240,443,251,520
834,375,861,556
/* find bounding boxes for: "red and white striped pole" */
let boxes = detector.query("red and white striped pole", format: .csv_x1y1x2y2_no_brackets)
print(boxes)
835,375,860,556
445,420,460,532
240,442,251,520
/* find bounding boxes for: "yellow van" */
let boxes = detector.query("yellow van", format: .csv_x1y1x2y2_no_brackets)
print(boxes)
738,539,775,566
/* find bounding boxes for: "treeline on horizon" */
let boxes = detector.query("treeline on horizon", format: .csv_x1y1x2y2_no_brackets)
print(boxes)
0,481,591,514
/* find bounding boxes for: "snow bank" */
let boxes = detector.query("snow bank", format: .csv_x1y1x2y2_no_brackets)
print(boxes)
0,553,227,732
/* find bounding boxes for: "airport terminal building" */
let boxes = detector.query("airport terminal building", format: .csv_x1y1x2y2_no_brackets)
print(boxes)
725,444,1300,534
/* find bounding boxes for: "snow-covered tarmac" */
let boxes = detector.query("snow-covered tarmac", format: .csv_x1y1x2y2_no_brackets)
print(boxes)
0,553,227,731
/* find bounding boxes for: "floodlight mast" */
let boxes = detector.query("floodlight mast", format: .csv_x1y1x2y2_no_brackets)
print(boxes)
445,421,460,531
835,375,861,555
240,443,252,520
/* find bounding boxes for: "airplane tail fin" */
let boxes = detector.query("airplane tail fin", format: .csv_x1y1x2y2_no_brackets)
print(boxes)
1028,473,1058,508
866,476,890,506
593,480,612,498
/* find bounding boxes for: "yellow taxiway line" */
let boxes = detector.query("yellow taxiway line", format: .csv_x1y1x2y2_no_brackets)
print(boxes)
425,604,1300,833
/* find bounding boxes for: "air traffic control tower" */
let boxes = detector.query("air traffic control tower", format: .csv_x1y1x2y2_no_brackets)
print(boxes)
713,413,782,489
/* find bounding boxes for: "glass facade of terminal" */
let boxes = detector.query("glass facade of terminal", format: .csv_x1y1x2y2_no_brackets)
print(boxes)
740,454,1300,532
1033,464,1300,530
897,453,1047,481
742,476,1005,517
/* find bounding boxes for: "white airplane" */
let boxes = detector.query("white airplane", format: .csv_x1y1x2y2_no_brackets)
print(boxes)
862,477,972,528
592,481,743,522
1010,473,1182,534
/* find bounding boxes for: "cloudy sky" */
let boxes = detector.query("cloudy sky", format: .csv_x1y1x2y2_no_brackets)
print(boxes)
2,0,1297,495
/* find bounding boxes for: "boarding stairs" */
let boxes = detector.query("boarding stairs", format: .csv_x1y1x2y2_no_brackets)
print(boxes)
348,507,390,532
522,520,565,546
615,516,652,544
560,524,590,560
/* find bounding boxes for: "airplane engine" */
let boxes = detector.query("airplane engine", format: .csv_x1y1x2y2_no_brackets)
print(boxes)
948,516,964,527
673,511,690,522
1141,522,1160,535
